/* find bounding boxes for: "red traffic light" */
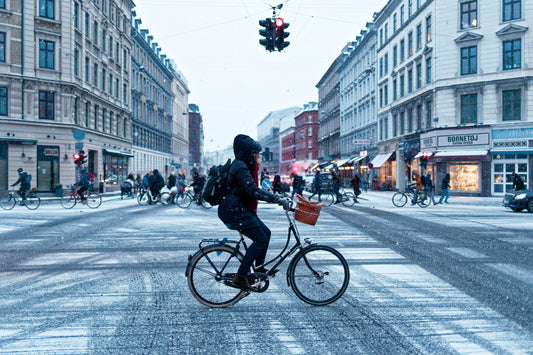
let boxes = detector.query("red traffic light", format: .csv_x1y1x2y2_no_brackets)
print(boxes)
73,154,80,160
275,17,284,27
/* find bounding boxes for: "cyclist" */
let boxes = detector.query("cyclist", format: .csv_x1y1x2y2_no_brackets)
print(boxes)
75,170,91,203
149,169,165,203
411,172,423,205
192,172,206,204
331,167,342,204
511,172,525,191
218,134,289,290
11,168,31,202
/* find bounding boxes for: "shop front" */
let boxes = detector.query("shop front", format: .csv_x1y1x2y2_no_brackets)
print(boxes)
103,149,133,187
36,145,60,192
420,127,492,196
368,151,396,190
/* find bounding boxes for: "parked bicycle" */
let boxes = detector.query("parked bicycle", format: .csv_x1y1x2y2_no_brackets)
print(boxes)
137,187,171,206
175,185,212,209
0,190,41,210
392,187,429,208
185,195,350,308
60,186,102,209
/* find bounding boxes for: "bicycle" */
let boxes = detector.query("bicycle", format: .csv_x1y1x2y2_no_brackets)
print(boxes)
185,195,350,308
175,186,212,209
336,188,356,207
60,186,102,209
0,190,41,210
137,187,171,206
391,187,428,208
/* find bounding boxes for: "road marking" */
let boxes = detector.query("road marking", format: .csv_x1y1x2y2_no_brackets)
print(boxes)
269,320,305,354
445,247,488,259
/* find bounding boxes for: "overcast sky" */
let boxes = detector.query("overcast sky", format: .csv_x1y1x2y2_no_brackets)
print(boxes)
132,0,389,151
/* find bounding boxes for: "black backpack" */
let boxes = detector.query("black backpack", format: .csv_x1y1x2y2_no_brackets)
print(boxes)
202,159,232,206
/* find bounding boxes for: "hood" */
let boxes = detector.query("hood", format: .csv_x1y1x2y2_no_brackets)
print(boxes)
233,134,262,167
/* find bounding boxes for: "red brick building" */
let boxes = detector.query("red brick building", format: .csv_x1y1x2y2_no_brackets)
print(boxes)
188,104,203,174
280,128,295,175
294,103,319,173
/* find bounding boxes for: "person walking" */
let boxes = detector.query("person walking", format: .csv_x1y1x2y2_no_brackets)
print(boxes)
350,174,361,203
331,168,342,204
290,173,304,200
218,134,288,290
438,173,451,204
308,170,322,202
423,173,438,205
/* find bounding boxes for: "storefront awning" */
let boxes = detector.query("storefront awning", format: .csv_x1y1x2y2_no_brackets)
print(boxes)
342,155,367,165
103,149,134,157
369,152,393,168
324,157,351,170
433,150,488,158
414,151,434,159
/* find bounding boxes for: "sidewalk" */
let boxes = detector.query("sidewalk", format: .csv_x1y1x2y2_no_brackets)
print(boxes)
358,190,503,207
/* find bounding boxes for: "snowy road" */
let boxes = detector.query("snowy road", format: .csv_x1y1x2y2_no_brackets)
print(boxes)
0,193,532,353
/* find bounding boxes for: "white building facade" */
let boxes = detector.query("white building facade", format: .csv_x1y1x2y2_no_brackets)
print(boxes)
375,0,533,196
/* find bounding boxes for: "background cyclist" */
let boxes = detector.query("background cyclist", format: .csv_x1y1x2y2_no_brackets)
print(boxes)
11,168,31,202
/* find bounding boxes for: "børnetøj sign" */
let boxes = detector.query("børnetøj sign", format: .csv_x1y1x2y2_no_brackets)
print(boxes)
437,133,489,147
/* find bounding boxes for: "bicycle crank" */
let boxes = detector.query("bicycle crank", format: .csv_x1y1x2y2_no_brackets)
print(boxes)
248,272,269,293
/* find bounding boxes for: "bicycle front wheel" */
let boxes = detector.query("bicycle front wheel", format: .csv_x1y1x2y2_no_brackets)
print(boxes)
176,193,192,208
321,192,335,207
25,193,41,210
86,193,102,209
137,191,149,206
61,194,77,209
288,245,350,306
0,193,16,210
187,245,245,308
392,192,408,207
341,192,355,207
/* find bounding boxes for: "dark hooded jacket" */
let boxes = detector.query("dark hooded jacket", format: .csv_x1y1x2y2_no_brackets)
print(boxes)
218,134,277,231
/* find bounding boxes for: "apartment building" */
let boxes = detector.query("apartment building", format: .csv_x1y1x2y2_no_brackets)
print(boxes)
375,0,533,196
0,0,134,191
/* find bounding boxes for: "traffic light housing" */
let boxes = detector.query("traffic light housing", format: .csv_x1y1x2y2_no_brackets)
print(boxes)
274,17,290,51
420,151,429,167
259,18,275,52
74,150,87,166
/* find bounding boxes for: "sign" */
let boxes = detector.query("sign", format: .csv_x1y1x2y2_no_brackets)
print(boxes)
368,163,374,169
438,133,489,147
354,140,371,144
43,148,59,157
73,129,85,141
359,150,367,156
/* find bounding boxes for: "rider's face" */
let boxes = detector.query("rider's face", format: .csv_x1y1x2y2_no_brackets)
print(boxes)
253,152,260,165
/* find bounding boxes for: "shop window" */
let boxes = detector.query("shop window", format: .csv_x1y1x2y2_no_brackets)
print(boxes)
449,163,479,191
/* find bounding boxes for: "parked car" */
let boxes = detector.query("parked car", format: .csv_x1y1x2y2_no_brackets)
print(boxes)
503,189,533,212
304,176,314,192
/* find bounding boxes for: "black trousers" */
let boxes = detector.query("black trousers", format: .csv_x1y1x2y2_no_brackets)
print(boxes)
238,218,271,276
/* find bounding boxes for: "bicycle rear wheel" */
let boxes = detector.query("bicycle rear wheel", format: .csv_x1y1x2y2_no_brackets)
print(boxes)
24,193,40,210
137,191,149,206
159,192,171,205
0,193,16,210
321,192,335,207
61,194,77,209
417,194,430,208
392,192,408,207
288,245,350,306
176,193,192,208
86,193,102,208
187,245,245,308
341,192,355,207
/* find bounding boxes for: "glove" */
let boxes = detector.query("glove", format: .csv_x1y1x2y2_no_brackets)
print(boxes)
274,195,290,211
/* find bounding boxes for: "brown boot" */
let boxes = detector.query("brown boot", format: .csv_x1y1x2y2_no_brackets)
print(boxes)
232,274,256,290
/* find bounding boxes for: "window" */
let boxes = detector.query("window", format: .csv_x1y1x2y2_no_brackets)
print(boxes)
400,5,405,25
85,57,89,81
93,63,98,86
384,117,388,139
379,88,383,107
0,32,5,62
308,127,312,136
308,140,312,149
0,0,5,8
416,63,422,89
393,45,397,67
426,57,432,83
379,57,383,77
393,13,397,32
503,0,521,21
416,24,422,49
393,79,397,101
39,0,55,19
94,104,98,129
384,53,388,74
417,0,421,9
393,114,397,136
85,13,90,38
93,21,98,45
461,46,477,75
407,107,413,132
416,104,422,130
426,101,432,128
408,32,413,56
39,40,54,69
503,39,521,70
408,69,413,93
74,48,79,76
109,37,113,57
115,79,119,98
461,94,477,123
426,16,432,42
400,74,405,97
39,91,54,120
400,39,405,62
385,23,388,42
102,69,106,91
384,85,388,105
85,102,89,126
0,87,7,116
74,2,79,29
503,89,521,121
123,49,127,68
102,30,106,51
400,111,405,134
408,0,412,17
380,28,383,47
123,84,127,103
109,74,113,95
461,0,478,29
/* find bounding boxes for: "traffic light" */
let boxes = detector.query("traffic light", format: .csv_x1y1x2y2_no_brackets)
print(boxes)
74,150,87,166
420,152,429,167
79,150,87,165
259,18,275,52
274,17,290,51
263,147,270,162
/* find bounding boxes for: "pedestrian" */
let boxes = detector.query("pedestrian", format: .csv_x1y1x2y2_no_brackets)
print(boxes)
350,174,361,203
511,173,525,191
423,173,438,205
331,168,342,204
411,172,423,205
272,172,282,194
438,173,451,204
11,168,31,201
290,173,304,200
218,134,288,290
372,174,378,190
309,170,322,202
